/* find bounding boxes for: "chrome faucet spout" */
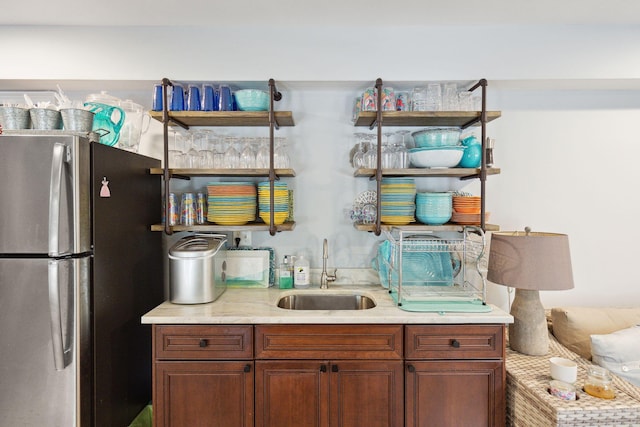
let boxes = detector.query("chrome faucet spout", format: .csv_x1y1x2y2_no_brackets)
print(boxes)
320,238,337,289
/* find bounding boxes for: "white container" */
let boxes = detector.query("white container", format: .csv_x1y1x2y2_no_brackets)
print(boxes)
549,357,578,384
294,255,310,288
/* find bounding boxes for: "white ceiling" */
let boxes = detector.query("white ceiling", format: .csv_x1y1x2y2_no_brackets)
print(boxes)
3,0,640,26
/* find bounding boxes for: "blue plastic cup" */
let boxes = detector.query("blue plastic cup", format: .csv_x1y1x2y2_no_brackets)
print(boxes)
202,84,216,111
187,85,201,111
218,85,233,111
152,84,163,111
170,84,185,111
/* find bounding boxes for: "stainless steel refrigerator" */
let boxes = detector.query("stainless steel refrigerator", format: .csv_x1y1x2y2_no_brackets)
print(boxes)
0,132,164,426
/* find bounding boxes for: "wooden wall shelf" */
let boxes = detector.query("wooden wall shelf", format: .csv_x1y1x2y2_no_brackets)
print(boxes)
149,111,295,127
353,111,501,128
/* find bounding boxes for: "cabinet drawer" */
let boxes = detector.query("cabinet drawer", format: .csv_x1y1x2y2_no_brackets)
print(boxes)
255,324,403,360
154,325,253,360
405,324,504,360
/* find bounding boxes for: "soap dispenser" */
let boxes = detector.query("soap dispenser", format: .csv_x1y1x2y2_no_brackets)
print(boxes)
279,255,294,289
293,255,310,288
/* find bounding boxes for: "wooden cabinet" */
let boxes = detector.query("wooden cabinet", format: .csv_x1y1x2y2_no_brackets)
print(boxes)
254,360,327,427
155,361,254,427
152,323,506,426
153,325,255,427
404,324,506,427
254,325,404,427
255,360,403,427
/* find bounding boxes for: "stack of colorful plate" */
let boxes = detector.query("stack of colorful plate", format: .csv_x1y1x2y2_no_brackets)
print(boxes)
452,196,481,213
380,178,416,225
257,181,289,225
451,195,489,224
207,182,257,225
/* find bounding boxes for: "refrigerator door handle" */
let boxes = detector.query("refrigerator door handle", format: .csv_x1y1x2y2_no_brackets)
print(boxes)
48,143,66,257
48,260,71,371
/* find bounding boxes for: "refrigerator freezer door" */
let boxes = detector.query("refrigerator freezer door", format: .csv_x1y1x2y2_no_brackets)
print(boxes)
0,256,90,426
0,135,91,255
90,144,163,427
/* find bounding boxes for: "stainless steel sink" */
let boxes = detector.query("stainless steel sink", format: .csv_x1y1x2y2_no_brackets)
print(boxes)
277,293,376,310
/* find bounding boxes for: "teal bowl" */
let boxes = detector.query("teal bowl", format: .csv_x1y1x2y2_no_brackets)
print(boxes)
411,127,461,148
234,89,269,111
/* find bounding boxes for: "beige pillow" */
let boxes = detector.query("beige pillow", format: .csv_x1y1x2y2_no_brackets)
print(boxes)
551,307,640,360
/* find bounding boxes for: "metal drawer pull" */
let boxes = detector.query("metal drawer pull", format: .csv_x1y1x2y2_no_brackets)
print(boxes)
332,364,339,372
320,365,327,373
407,364,416,373
199,339,207,348
244,364,251,373
451,339,460,348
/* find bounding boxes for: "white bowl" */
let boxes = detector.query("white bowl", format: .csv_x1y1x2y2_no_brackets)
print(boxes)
409,146,465,168
549,357,577,384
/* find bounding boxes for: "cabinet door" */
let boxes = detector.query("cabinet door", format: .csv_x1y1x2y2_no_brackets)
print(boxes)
255,360,329,427
405,360,504,427
329,360,404,427
154,361,254,427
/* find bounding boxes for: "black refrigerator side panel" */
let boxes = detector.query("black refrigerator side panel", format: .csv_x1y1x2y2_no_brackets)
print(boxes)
91,143,163,427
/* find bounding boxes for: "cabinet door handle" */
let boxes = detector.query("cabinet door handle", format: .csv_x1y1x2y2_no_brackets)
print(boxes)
199,339,207,348
331,364,339,372
244,364,251,373
407,364,416,373
451,339,460,348
320,365,327,373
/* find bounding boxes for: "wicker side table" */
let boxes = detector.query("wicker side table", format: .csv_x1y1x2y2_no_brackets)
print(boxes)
506,336,640,426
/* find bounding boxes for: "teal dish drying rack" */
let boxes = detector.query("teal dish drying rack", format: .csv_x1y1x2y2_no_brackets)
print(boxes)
378,226,490,313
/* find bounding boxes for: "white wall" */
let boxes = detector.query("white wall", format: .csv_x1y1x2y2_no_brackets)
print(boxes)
2,24,640,311
2,25,640,82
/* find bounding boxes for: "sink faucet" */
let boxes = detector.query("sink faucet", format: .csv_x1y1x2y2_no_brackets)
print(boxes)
320,238,337,289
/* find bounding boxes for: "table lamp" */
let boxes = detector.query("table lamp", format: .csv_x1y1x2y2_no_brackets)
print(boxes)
488,228,574,356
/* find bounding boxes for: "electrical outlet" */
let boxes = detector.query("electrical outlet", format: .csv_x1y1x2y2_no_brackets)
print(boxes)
232,231,252,247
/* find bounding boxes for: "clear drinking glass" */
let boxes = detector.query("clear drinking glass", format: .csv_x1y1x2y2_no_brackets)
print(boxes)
381,132,395,169
169,129,187,152
274,137,290,169
364,141,378,169
443,82,459,111
167,150,184,168
255,137,270,169
395,130,411,168
192,130,211,168
239,137,256,169
212,136,226,169
184,132,201,168
426,83,442,111
352,132,368,169
411,87,428,111
223,136,240,169
458,91,473,111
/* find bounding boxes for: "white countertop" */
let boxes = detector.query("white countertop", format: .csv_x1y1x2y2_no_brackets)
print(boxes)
142,283,513,325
